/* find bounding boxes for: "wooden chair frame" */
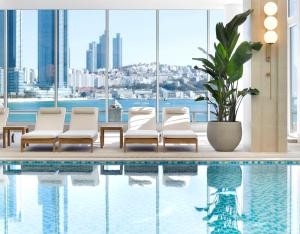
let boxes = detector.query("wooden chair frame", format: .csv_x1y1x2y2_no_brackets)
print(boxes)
21,138,58,152
58,138,95,152
163,137,198,152
124,138,159,152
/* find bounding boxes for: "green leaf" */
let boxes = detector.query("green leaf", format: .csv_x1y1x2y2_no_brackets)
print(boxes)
237,87,259,97
195,96,208,101
249,88,259,95
227,42,253,77
225,9,253,35
216,23,228,48
250,42,263,51
228,66,243,83
227,32,240,57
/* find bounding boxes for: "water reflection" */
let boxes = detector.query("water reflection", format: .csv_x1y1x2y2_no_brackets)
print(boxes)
196,165,243,233
0,164,297,233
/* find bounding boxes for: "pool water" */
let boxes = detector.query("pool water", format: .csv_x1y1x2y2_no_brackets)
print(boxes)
0,162,299,234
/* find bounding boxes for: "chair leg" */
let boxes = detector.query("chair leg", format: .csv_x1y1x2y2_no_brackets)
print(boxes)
53,142,56,152
58,142,61,152
21,140,24,152
163,139,166,152
195,141,198,152
156,140,159,152
91,141,94,153
124,140,127,152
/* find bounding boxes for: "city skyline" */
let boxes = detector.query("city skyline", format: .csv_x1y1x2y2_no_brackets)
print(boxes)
20,10,214,70
86,32,123,72
0,9,222,100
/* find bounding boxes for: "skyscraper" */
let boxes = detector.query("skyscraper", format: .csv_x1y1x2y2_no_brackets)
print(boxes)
38,10,68,90
86,42,97,73
58,10,69,88
113,33,122,69
0,11,4,68
0,10,24,95
97,33,106,69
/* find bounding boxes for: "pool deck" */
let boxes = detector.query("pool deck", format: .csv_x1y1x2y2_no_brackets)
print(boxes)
1,133,300,162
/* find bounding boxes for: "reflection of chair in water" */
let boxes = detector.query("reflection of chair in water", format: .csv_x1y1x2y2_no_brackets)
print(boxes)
38,174,66,186
101,165,123,175
0,166,8,185
163,165,198,187
71,166,99,186
125,165,158,187
19,165,94,174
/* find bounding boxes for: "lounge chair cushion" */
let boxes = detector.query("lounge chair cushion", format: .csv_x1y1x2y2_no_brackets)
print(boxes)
35,108,66,131
69,107,98,131
124,130,159,139
163,130,197,139
129,107,154,115
59,130,98,140
163,107,192,131
0,108,9,130
73,108,97,115
165,107,188,114
22,130,62,139
39,108,62,114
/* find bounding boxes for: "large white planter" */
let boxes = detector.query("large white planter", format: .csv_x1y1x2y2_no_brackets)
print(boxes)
207,121,242,152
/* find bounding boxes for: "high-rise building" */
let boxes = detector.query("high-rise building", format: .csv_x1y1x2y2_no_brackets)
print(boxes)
58,10,69,88
113,33,122,69
0,11,4,68
97,33,106,69
38,10,68,90
86,42,97,73
0,10,23,95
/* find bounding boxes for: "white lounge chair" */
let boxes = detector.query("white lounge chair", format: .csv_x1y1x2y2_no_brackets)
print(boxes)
162,107,198,152
124,107,159,152
0,108,9,141
58,107,98,152
21,107,66,152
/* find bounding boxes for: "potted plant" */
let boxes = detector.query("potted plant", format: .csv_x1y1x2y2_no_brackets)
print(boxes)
193,10,262,151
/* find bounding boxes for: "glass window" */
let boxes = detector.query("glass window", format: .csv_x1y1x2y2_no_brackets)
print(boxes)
288,0,297,17
159,10,208,122
208,10,224,121
109,10,156,122
0,10,4,107
290,26,298,133
57,10,105,122
7,10,55,122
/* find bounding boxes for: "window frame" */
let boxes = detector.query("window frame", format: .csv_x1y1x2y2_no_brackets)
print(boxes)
1,9,224,123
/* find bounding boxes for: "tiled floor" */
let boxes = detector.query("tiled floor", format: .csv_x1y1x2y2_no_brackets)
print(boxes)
0,132,300,161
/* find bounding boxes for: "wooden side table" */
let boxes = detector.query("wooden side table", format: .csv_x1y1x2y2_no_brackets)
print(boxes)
100,126,123,148
3,126,29,148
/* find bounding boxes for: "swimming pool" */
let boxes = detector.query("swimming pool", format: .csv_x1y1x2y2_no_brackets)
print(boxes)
0,161,299,234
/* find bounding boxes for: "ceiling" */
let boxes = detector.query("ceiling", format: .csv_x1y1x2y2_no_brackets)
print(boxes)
0,0,242,10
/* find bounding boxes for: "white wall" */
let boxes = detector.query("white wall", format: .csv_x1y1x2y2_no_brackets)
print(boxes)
0,0,241,9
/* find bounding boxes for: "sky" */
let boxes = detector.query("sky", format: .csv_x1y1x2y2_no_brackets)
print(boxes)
21,10,223,70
